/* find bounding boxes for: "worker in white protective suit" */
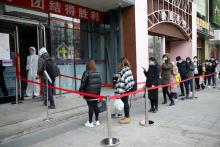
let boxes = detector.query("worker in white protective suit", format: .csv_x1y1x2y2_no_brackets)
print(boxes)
26,47,40,97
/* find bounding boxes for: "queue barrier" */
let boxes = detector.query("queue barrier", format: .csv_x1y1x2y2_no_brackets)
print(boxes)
16,72,216,147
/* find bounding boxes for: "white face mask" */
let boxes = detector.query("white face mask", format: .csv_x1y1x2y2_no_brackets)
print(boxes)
149,61,155,65
193,59,197,62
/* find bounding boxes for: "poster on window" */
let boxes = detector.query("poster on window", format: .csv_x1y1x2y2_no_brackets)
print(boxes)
0,33,10,60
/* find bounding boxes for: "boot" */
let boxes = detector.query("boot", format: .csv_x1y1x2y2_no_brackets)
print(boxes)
119,117,131,124
169,102,175,106
162,101,167,104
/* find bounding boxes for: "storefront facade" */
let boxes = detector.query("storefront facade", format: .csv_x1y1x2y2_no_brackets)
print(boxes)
0,0,134,100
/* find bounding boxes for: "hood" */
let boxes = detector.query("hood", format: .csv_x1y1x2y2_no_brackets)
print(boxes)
163,53,171,63
39,47,48,56
29,47,36,55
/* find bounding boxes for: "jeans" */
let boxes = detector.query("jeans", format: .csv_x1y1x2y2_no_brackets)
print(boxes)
86,100,99,123
180,76,189,95
188,79,193,92
121,95,130,118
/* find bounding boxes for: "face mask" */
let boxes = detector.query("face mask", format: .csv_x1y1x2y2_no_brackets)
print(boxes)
30,51,34,55
193,59,197,62
149,61,155,65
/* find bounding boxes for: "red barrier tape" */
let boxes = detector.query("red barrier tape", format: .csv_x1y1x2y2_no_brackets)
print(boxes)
18,77,105,100
59,74,113,87
110,73,216,99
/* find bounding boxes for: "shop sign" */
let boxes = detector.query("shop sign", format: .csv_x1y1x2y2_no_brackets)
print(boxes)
197,17,209,30
213,0,220,27
1,0,104,23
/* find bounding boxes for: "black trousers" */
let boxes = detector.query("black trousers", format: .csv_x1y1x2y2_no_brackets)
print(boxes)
148,89,158,110
121,95,130,118
162,86,173,103
194,74,200,89
0,75,8,96
86,100,99,123
44,78,55,106
211,74,216,86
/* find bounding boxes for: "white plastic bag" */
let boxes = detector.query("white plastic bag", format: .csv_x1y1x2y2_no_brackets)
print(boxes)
113,99,124,111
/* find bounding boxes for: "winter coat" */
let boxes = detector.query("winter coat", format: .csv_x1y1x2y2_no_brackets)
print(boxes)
79,70,101,100
206,65,212,74
115,66,135,94
186,62,194,77
161,54,173,85
193,61,202,75
144,65,160,100
177,60,188,77
144,65,160,87
170,65,179,93
37,53,50,77
211,61,217,73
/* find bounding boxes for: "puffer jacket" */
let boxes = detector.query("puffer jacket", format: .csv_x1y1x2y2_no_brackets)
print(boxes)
115,66,135,94
177,60,188,77
161,54,173,85
79,70,101,100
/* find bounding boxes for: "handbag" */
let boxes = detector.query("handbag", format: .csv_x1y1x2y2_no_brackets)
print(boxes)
175,73,181,83
98,100,107,113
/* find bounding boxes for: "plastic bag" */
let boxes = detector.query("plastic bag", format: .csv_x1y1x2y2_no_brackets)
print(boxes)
113,99,124,111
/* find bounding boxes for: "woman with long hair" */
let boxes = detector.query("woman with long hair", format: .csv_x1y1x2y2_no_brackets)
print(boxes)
79,60,101,128
115,57,135,124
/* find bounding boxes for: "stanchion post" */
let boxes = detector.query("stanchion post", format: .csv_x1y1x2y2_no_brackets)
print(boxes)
43,78,53,122
101,96,120,147
139,88,154,126
59,75,61,97
16,78,18,104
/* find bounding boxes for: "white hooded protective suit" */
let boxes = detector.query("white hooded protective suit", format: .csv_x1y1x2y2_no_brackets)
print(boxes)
26,47,40,97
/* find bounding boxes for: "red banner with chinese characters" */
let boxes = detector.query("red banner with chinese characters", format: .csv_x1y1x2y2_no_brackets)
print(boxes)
1,0,104,23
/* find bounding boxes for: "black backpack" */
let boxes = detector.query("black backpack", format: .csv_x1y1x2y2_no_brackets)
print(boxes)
45,58,60,79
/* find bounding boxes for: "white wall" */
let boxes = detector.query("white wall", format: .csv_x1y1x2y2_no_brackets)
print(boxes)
135,0,148,86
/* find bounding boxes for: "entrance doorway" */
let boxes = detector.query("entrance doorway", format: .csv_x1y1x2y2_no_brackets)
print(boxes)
0,19,48,103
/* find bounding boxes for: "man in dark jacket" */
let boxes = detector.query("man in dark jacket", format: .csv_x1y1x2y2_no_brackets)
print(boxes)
0,61,8,96
210,57,217,87
176,56,189,99
37,47,55,109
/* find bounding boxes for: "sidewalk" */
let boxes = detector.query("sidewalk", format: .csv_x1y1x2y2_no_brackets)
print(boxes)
0,87,116,143
1,85,220,147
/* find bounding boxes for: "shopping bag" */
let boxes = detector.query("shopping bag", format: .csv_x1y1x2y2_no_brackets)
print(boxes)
199,77,203,85
98,100,107,113
175,73,181,83
113,99,124,111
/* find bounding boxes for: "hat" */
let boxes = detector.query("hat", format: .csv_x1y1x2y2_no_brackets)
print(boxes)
39,47,47,56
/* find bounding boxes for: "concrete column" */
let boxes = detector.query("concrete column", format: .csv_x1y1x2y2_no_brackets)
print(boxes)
191,2,197,58
161,36,166,54
135,0,148,87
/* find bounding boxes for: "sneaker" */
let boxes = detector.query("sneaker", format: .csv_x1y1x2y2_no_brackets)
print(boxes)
175,98,178,102
85,121,94,128
119,117,131,124
189,92,193,96
208,86,211,88
169,103,175,106
94,120,100,126
179,94,185,97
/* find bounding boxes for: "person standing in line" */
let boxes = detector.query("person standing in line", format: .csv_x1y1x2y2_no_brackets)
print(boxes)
0,61,8,96
170,61,179,102
37,47,56,109
176,56,189,98
186,57,194,98
79,60,101,128
143,57,160,113
161,54,174,106
210,57,217,88
115,57,135,124
26,47,40,98
193,56,201,90
206,61,213,88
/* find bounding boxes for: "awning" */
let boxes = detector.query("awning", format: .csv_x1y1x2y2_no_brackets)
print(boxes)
197,30,214,39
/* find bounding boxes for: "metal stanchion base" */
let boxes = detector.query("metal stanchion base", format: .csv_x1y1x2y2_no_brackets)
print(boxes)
43,117,53,122
139,120,154,127
101,138,120,147
111,113,122,118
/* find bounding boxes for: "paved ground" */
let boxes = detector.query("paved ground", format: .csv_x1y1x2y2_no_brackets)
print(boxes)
0,84,220,147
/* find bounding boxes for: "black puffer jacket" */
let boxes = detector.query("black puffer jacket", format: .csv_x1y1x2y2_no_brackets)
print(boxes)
79,70,101,100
